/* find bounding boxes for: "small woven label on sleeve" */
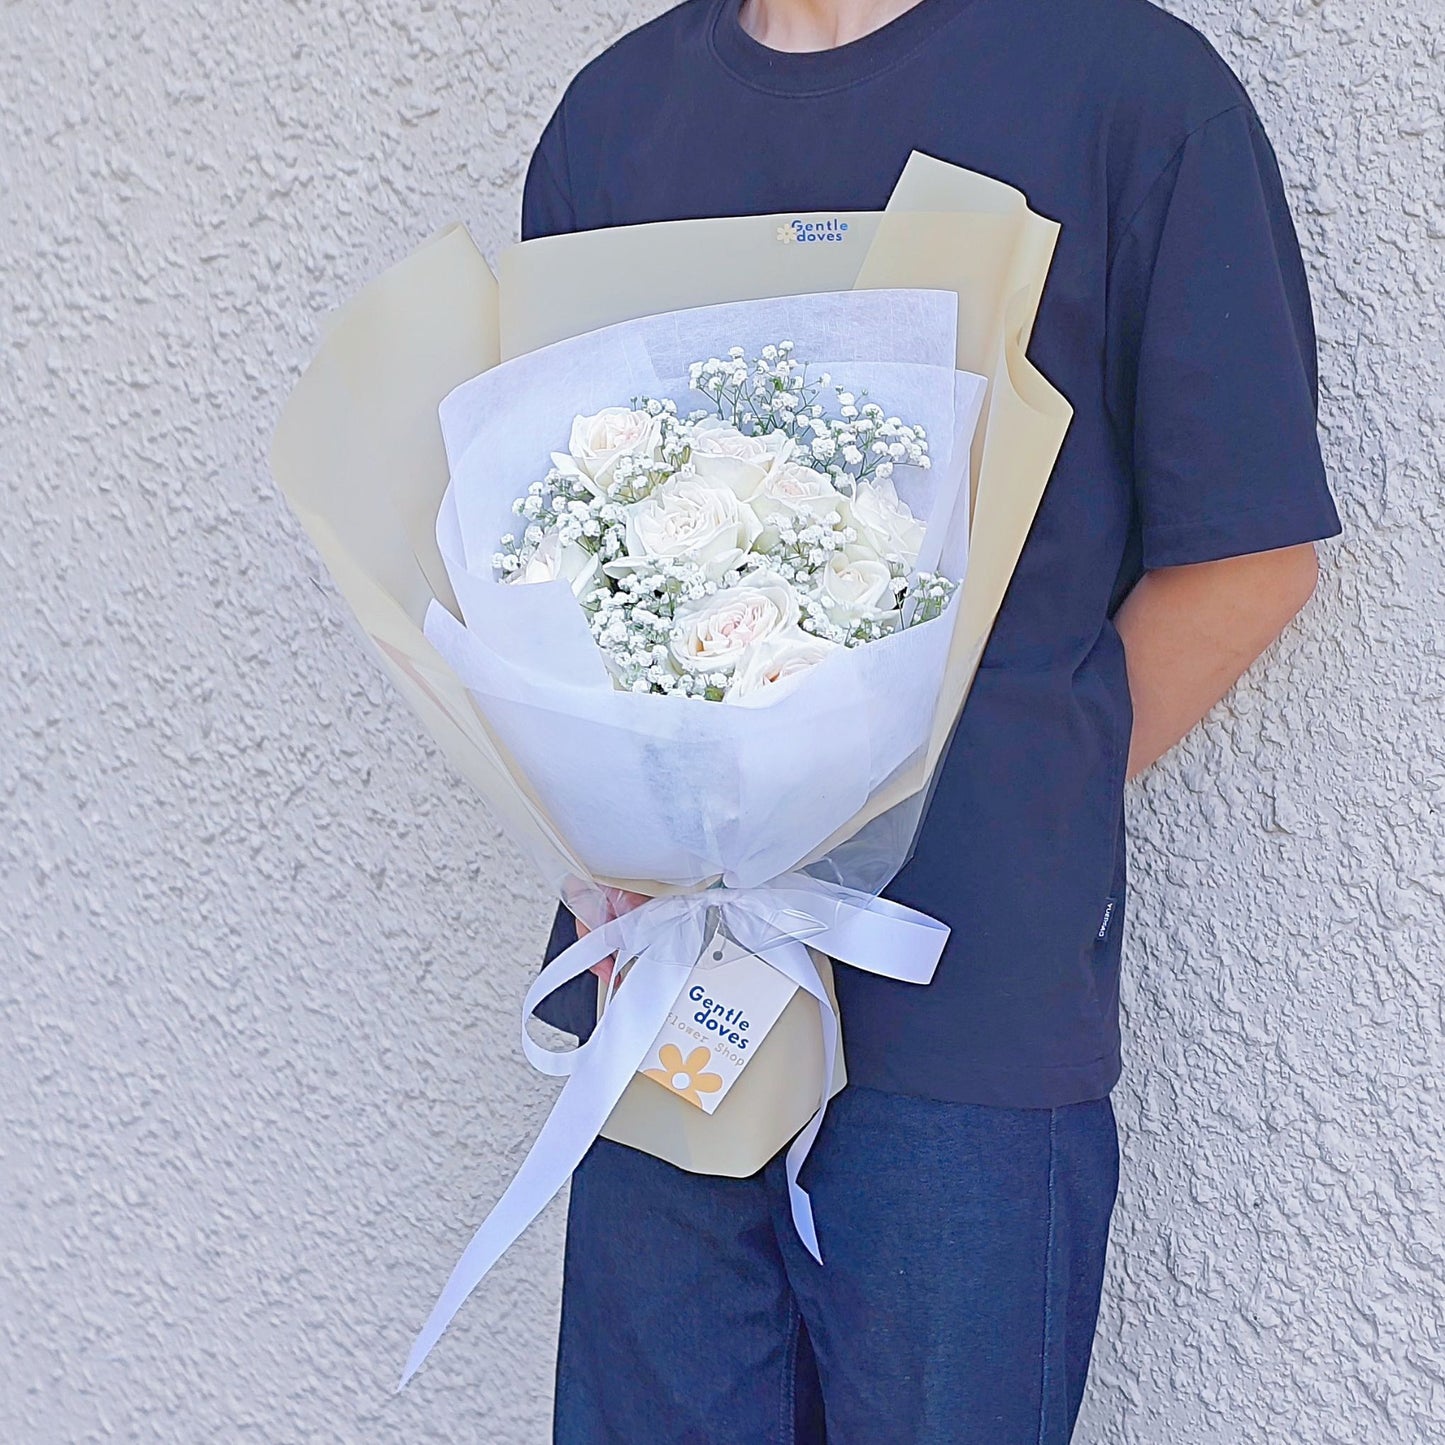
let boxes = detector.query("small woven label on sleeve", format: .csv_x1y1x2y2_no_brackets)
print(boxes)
1096,897,1118,942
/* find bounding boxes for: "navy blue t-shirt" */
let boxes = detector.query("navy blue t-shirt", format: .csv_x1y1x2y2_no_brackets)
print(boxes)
520,0,1341,1107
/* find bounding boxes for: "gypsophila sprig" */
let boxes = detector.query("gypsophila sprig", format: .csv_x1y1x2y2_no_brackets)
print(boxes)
494,345,956,700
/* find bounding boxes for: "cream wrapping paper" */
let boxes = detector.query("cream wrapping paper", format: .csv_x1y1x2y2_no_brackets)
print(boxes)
271,152,1072,1378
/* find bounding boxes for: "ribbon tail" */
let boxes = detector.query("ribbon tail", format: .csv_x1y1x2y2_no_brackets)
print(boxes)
784,1127,823,1263
396,953,687,1389
742,936,839,1267
782,964,837,1264
723,883,948,1268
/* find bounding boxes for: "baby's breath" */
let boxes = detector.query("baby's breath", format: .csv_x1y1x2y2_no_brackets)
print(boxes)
495,344,952,697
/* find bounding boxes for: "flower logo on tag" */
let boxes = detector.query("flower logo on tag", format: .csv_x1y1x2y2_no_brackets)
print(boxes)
775,225,797,245
643,1043,724,1107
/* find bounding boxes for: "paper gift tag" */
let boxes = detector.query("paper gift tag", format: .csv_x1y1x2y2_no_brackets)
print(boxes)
637,931,800,1114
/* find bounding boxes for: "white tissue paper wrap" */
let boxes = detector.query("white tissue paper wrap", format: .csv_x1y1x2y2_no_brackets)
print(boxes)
424,289,985,894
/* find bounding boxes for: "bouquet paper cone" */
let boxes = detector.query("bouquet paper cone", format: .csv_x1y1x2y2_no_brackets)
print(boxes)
271,154,1071,1181
599,946,846,1177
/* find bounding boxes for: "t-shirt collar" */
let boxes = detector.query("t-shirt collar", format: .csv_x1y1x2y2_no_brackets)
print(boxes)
708,0,971,97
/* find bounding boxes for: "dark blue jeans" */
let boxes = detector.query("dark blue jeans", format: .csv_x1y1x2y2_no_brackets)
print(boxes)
554,1085,1118,1444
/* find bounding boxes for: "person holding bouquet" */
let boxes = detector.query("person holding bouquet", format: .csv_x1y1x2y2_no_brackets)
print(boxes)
522,0,1342,1439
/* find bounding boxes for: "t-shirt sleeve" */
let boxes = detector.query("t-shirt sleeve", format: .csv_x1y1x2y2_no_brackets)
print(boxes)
1110,103,1341,570
520,108,578,242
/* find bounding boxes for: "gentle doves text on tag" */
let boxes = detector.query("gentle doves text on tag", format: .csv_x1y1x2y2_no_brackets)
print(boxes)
638,933,800,1113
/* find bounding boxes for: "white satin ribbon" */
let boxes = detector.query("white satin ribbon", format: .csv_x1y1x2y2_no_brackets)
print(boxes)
398,875,948,1387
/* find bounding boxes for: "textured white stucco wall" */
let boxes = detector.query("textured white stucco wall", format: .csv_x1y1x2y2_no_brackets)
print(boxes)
2,1,1441,1441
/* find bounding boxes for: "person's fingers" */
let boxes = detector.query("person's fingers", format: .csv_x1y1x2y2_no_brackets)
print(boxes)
573,890,650,985
575,912,617,981
604,887,649,918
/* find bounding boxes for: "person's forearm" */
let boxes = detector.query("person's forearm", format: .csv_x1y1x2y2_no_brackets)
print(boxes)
1116,543,1320,779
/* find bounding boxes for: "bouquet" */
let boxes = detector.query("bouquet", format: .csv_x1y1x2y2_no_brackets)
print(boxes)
270,153,1072,1385
491,344,956,703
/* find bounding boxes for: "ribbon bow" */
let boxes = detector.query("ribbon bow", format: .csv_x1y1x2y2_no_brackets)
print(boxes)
399,875,948,1387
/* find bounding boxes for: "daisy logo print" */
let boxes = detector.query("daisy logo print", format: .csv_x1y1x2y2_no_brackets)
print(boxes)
643,1045,723,1108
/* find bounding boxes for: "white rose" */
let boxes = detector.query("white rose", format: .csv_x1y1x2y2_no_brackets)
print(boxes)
841,479,925,566
688,419,794,500
561,407,664,491
507,530,601,600
619,476,762,581
816,553,897,624
728,631,839,702
670,573,798,673
751,460,846,529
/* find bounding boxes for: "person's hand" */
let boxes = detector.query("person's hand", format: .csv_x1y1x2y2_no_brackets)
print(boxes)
574,889,650,984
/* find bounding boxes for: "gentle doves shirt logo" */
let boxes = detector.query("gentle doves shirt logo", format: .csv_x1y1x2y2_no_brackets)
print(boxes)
777,218,851,245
